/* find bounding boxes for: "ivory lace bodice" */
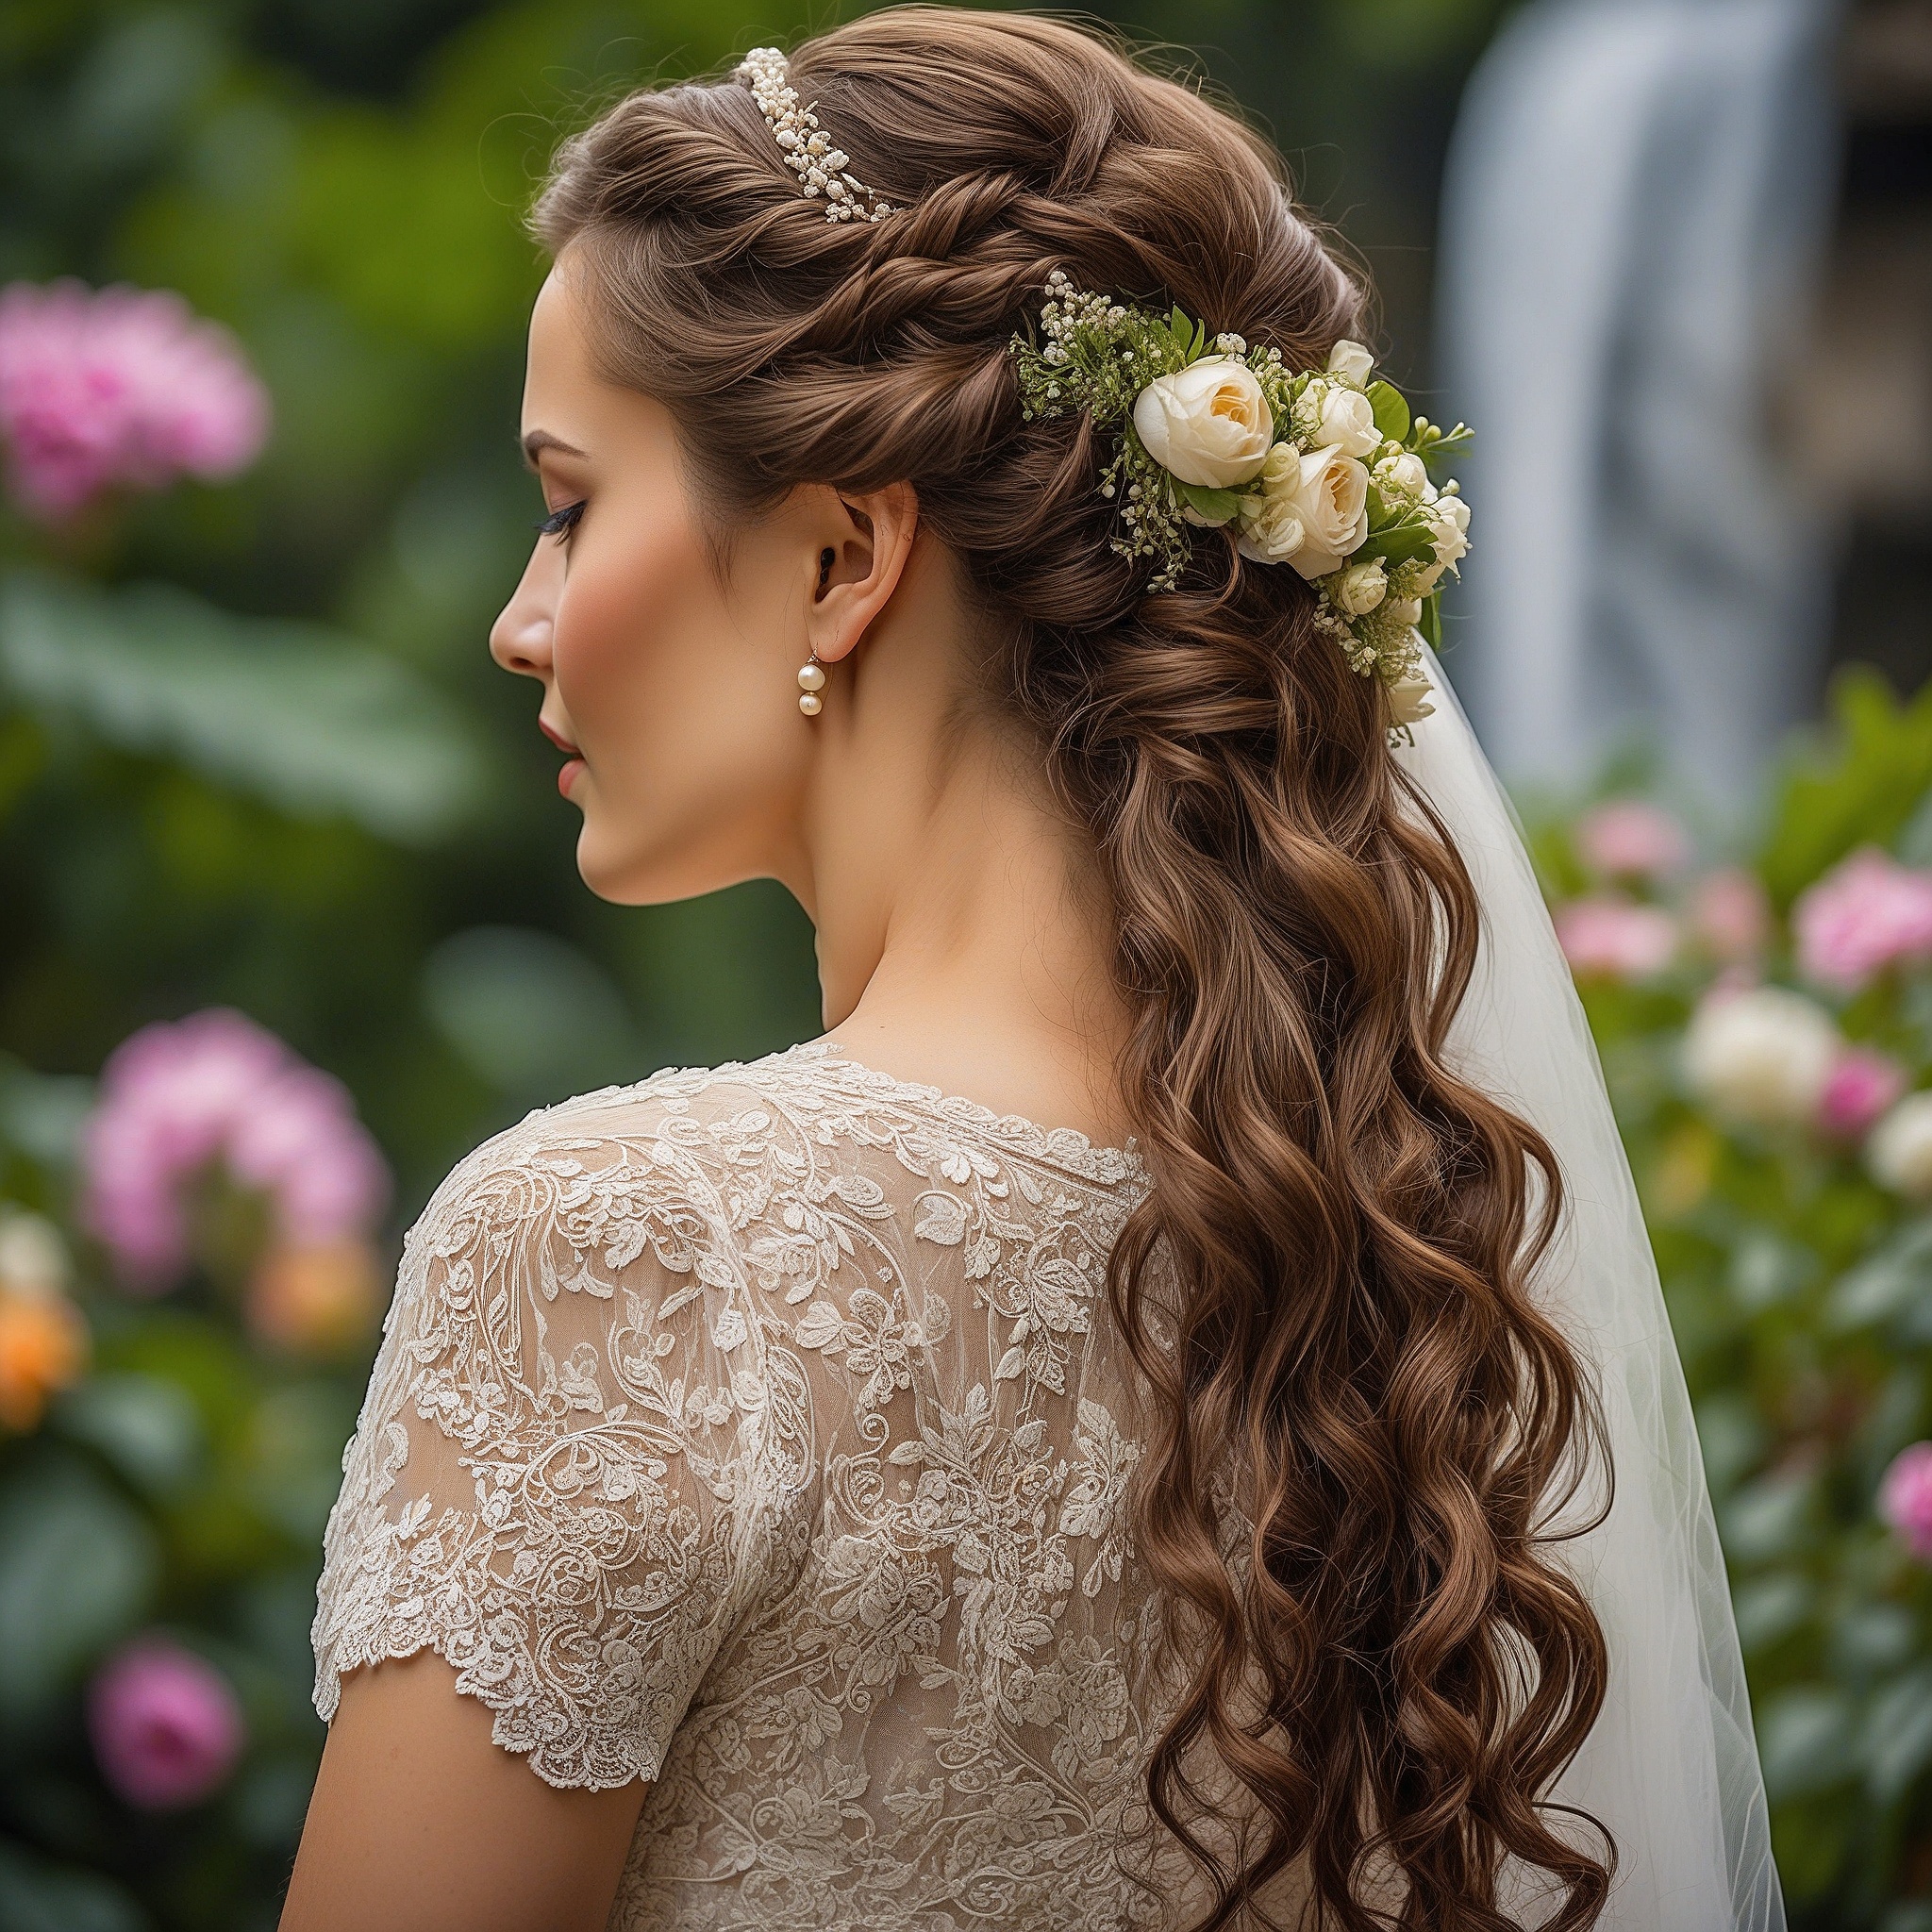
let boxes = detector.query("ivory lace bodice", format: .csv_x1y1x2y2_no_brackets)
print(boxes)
311,1041,1202,1930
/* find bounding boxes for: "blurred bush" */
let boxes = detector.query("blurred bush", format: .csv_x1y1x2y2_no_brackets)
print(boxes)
1535,674,1932,1929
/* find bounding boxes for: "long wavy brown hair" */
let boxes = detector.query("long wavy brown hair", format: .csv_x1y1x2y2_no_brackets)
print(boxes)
535,11,1612,1925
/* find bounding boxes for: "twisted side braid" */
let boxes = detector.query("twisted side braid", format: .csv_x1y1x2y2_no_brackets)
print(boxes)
537,10,1612,1926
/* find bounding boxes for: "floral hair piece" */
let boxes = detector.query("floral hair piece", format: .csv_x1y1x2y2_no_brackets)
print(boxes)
1008,272,1472,712
737,47,895,225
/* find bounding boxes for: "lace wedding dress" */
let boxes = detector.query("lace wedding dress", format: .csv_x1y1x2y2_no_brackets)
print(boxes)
311,1041,1200,1930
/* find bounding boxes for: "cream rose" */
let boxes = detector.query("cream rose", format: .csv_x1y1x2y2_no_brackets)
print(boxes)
1428,492,1472,568
1234,445,1307,564
1327,339,1374,386
1334,558,1388,617
1374,450,1431,503
1239,444,1370,578
1311,387,1382,461
1131,358,1273,490
1388,670,1435,726
1384,596,1424,629
1684,986,1839,1128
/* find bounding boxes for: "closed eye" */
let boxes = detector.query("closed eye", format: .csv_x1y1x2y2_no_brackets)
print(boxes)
535,499,586,540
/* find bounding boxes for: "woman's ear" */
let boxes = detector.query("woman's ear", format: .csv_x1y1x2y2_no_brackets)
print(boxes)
803,481,919,666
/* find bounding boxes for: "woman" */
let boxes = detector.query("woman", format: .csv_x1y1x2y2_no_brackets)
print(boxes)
284,12,1778,1929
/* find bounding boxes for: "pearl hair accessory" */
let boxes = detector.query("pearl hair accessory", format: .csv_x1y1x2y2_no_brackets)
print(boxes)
736,47,895,225
797,652,826,716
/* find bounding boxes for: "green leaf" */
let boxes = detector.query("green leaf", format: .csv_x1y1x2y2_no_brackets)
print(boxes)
1419,593,1443,651
0,1842,143,1932
1829,1218,1932,1331
0,1454,158,1721
1758,1687,1857,1802
1367,379,1410,442
1867,1667,1932,1800
1174,482,1241,526
0,570,486,844
1759,667,1932,906
1359,523,1438,567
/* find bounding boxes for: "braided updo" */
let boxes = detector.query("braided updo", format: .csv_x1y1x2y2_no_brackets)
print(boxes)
536,10,1612,1925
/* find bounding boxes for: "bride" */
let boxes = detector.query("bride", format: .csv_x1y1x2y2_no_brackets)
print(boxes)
282,11,1779,1928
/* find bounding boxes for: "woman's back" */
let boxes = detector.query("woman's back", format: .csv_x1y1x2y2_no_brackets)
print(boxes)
313,1042,1220,1929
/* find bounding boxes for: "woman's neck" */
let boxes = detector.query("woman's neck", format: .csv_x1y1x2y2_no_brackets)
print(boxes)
776,586,1134,1147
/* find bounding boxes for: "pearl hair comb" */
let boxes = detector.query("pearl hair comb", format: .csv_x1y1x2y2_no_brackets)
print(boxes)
736,47,896,225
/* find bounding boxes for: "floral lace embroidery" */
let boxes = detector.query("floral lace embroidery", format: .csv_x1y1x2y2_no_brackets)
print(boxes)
312,1041,1210,1930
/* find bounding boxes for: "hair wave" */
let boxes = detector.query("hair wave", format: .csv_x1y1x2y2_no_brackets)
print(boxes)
535,12,1612,1924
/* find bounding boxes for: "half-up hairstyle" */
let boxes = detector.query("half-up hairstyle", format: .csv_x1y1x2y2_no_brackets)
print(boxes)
535,11,1612,1925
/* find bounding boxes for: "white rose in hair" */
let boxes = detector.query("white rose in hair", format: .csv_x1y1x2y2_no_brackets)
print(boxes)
1383,596,1424,629
1388,670,1435,726
1311,386,1382,461
1233,446,1307,563
1131,358,1273,490
1428,492,1472,568
1374,450,1431,503
1327,339,1375,386
1334,558,1388,616
1239,444,1369,577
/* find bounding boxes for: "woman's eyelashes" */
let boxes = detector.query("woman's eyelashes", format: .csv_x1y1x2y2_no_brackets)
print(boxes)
535,499,586,541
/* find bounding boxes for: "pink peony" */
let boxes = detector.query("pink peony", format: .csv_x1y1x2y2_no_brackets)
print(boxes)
1882,1441,1932,1562
82,1008,389,1290
0,279,269,521
1794,847,1932,994
1818,1046,1908,1140
89,1638,244,1810
1554,896,1677,980
1689,868,1773,963
1574,799,1690,880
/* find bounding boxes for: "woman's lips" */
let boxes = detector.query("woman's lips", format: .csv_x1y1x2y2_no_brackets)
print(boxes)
538,718,585,796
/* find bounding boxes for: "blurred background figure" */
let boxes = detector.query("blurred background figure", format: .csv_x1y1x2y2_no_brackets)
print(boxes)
1441,0,1932,810
1440,0,1843,808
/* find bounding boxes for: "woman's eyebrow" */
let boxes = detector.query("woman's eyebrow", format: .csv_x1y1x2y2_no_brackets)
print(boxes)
521,429,589,470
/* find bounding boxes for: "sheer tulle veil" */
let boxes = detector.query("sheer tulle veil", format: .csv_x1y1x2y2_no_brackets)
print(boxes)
1398,652,1783,1929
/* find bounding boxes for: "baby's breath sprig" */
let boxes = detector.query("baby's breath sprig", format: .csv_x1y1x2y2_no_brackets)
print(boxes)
1008,270,1474,724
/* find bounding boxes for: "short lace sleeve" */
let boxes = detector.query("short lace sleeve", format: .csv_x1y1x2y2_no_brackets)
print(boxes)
310,1093,800,1790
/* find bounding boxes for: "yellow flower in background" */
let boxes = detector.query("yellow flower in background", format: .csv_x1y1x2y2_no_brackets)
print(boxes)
247,1241,381,1356
0,1208,87,1431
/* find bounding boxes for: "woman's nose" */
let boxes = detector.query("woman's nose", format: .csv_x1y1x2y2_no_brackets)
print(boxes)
489,551,557,679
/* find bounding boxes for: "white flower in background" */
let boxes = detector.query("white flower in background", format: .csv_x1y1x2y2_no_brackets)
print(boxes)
1683,986,1840,1128
1310,386,1382,461
1870,1092,1932,1198
1131,358,1273,489
0,1208,69,1301
1240,443,1370,577
1333,558,1389,617
1326,339,1374,386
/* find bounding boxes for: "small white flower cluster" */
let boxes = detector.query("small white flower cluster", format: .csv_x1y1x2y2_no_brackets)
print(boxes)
737,47,894,225
1009,274,1472,710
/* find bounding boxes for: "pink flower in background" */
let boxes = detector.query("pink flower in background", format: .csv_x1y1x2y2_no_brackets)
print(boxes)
0,279,270,521
1818,1046,1907,1140
89,1638,244,1810
82,1008,388,1290
1882,1442,1932,1562
1554,896,1677,980
1574,799,1690,880
1794,847,1932,993
1689,868,1773,963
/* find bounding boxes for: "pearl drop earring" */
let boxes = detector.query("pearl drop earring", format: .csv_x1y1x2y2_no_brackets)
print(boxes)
797,652,826,717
